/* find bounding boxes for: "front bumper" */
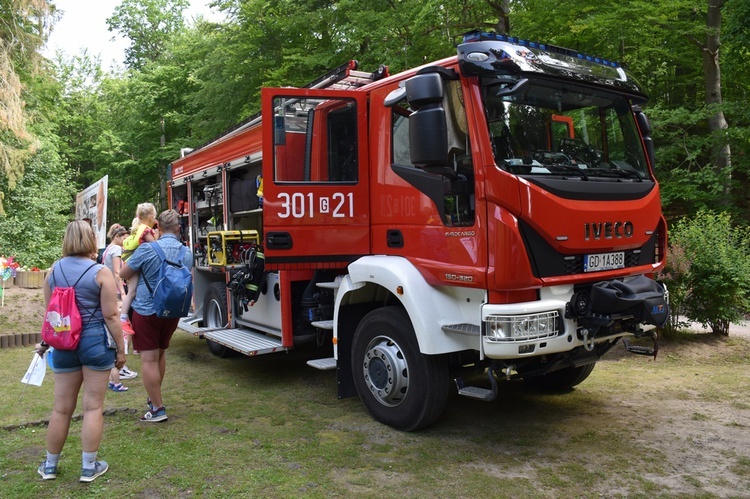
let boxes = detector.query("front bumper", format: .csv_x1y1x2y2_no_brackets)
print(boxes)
481,276,669,360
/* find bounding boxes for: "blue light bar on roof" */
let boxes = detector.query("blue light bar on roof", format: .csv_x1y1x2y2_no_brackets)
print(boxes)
462,30,621,69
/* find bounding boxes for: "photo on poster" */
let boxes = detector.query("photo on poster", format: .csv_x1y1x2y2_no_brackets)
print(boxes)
75,175,108,249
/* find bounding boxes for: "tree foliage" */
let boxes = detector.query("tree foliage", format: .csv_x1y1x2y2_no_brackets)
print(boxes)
0,136,74,267
106,0,189,70
0,0,53,214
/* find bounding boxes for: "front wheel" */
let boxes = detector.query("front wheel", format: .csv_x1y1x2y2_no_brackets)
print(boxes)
351,306,449,431
523,363,596,391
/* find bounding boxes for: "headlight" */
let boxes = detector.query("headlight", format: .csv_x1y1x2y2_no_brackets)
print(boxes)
485,311,560,342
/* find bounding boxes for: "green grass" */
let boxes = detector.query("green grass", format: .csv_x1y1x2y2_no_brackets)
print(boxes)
1,331,750,497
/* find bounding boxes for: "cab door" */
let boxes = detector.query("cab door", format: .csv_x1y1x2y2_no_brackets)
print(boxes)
261,88,370,267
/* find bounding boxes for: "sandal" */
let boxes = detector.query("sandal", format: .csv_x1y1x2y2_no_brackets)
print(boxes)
108,382,129,392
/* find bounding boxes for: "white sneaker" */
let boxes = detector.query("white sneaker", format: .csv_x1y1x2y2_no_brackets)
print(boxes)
119,367,138,379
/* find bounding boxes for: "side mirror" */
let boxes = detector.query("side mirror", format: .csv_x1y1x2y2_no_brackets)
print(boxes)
635,109,652,136
405,73,448,167
633,107,655,169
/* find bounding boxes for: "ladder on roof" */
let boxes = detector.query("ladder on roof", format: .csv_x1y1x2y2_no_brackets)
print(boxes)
303,60,389,90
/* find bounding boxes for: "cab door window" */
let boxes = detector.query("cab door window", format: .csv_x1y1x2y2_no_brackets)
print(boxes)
273,97,358,183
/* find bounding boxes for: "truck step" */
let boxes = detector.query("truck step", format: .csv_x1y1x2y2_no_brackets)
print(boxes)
177,317,235,337
622,337,658,358
203,328,287,356
177,316,204,336
307,357,336,370
457,385,495,400
311,320,334,330
441,323,481,336
455,374,498,401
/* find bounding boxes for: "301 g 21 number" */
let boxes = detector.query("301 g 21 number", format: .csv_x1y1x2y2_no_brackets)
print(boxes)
277,192,354,219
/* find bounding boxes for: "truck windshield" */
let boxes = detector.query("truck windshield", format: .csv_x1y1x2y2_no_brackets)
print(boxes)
483,78,650,180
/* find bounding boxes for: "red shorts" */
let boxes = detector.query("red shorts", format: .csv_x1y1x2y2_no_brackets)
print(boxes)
131,310,180,351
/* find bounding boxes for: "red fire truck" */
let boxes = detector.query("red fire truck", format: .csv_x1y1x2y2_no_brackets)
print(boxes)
167,31,669,431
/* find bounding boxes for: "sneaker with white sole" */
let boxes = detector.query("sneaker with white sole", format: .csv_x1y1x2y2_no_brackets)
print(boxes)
80,460,108,483
119,367,137,379
140,406,168,422
108,382,129,392
37,462,57,480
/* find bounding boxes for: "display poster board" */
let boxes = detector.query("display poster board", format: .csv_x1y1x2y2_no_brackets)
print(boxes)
75,175,108,249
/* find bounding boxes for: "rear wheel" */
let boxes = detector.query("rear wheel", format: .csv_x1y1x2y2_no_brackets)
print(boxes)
203,282,231,358
523,363,596,391
351,306,449,431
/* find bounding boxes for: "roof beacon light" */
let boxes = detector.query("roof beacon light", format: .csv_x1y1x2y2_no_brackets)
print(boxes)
462,30,622,69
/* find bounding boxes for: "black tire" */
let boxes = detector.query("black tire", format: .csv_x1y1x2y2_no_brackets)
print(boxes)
203,282,232,358
523,362,596,391
351,306,449,431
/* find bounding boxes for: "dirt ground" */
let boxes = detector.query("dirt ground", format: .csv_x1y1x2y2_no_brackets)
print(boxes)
0,286,46,334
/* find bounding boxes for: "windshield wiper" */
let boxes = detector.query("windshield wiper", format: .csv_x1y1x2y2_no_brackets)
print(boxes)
588,168,643,182
547,164,589,180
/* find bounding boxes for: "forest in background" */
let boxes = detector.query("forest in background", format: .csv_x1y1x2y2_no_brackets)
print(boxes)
0,0,749,268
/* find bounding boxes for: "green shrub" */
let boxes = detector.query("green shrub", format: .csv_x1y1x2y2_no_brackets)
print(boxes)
661,210,750,335
660,242,691,332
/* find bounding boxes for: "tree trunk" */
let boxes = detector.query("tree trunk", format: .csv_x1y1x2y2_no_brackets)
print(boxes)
486,0,510,35
703,0,731,200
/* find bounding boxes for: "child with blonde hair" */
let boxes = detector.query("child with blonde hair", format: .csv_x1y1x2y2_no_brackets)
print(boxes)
120,203,158,336
103,223,137,385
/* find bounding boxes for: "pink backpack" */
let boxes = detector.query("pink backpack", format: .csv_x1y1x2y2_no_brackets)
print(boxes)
41,263,98,350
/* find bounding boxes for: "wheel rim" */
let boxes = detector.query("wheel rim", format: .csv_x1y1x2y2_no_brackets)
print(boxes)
361,335,409,407
205,299,224,328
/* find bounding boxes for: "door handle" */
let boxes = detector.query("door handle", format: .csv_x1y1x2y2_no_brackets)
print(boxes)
387,229,404,248
266,232,293,249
